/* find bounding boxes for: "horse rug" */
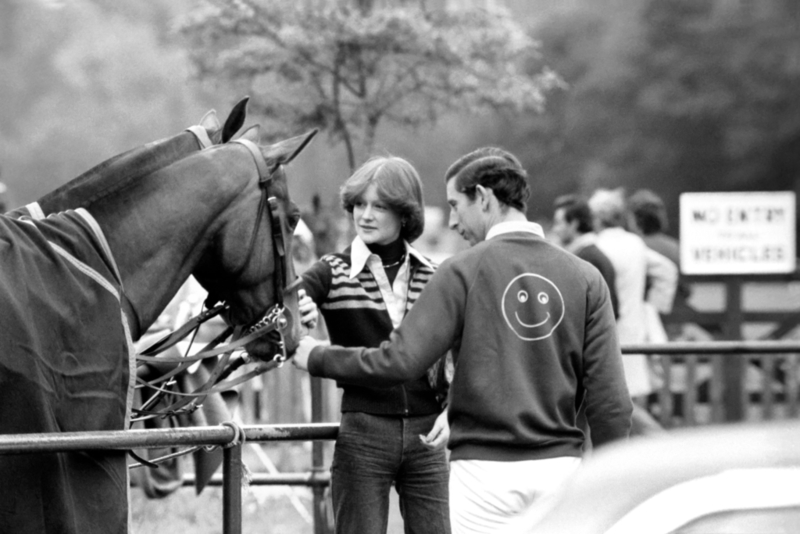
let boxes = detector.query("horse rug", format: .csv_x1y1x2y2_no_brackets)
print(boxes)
0,209,134,534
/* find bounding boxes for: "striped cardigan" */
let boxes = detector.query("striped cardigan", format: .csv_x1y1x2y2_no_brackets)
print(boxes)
301,242,448,415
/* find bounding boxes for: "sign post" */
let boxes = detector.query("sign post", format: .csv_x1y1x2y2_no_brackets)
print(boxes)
680,192,796,421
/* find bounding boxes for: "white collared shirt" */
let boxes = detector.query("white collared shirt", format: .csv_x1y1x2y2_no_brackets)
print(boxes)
349,236,434,328
485,220,545,241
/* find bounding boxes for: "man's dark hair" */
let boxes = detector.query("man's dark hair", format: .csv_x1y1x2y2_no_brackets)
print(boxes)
444,147,530,212
628,189,668,235
554,194,594,234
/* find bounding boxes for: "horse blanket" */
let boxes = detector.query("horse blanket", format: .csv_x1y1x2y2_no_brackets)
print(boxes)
0,209,134,534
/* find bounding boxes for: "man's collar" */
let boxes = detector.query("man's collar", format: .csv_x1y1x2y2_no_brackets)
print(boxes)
485,220,545,241
349,236,433,278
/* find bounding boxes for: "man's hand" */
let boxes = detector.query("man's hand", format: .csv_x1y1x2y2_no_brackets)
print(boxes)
419,410,450,451
297,289,319,330
291,335,324,372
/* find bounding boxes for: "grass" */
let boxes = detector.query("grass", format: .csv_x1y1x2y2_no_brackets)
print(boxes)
130,484,316,534
129,443,406,533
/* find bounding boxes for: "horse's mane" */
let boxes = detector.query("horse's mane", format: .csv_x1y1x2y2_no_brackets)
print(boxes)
37,97,251,214
39,134,199,213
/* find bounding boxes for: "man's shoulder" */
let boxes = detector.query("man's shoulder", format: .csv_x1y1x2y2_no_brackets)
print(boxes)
444,234,576,272
644,233,680,263
597,227,647,252
576,243,613,266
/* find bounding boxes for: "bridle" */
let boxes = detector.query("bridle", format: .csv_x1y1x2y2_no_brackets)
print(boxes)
214,137,298,364
132,138,300,422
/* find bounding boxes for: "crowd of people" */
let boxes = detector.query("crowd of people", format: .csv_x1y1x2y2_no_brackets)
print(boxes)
285,146,685,533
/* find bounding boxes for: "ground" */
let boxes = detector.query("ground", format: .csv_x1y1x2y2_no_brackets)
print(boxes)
130,443,406,534
130,484,405,534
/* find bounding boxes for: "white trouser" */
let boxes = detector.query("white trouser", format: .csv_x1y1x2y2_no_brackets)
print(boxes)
449,456,581,534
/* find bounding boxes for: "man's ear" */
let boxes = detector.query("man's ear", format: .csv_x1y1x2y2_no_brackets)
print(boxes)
475,185,492,211
569,218,580,233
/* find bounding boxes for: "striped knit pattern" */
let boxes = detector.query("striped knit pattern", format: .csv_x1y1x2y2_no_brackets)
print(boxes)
302,247,448,414
319,255,433,315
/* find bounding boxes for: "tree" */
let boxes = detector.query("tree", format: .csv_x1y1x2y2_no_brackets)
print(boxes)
178,0,563,171
503,0,800,243
0,0,205,206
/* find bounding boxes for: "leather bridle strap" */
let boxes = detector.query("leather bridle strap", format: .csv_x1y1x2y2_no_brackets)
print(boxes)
229,138,288,309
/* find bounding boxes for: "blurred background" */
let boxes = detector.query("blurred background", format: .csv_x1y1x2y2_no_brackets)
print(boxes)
2,0,798,252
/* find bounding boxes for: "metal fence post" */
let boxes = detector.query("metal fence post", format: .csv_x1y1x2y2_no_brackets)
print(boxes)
310,376,332,534
223,442,243,534
723,279,746,421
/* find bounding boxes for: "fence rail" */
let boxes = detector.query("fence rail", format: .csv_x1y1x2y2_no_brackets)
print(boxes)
621,341,800,354
1,342,800,533
622,341,800,426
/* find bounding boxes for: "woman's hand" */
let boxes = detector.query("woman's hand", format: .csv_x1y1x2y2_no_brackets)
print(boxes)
298,289,319,330
419,410,450,451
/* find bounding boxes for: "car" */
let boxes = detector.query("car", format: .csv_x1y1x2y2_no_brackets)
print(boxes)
525,420,800,533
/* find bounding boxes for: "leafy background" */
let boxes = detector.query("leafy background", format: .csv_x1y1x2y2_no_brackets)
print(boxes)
1,0,798,244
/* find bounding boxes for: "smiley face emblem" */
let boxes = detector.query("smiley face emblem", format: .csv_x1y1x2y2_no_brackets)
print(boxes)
501,273,565,341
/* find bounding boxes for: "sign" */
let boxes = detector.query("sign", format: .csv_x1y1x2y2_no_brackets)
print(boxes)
680,192,796,275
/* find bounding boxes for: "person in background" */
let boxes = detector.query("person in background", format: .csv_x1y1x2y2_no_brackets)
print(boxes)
588,188,677,434
628,189,693,421
294,147,632,533
551,194,619,318
298,155,451,534
628,188,691,337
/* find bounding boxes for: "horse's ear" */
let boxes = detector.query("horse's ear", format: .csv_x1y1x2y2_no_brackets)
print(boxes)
198,110,220,133
269,129,319,167
221,96,249,143
238,124,261,143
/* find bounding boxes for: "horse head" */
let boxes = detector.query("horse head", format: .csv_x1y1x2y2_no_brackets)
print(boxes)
191,127,318,361
80,122,317,364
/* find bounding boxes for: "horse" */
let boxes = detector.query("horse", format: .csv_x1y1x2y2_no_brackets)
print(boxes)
0,125,317,534
6,98,255,496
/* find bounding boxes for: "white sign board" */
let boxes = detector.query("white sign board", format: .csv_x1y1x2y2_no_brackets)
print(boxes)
680,192,796,275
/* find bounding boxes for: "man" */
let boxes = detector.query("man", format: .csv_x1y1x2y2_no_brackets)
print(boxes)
588,188,677,433
294,148,632,533
628,188,691,334
551,194,619,318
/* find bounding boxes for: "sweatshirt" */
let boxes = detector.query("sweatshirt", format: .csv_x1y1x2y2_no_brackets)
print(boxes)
309,222,632,461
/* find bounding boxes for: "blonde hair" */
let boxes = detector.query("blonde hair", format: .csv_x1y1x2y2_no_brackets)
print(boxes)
588,188,628,229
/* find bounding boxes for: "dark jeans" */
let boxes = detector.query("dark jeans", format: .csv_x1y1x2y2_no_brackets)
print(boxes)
331,412,451,534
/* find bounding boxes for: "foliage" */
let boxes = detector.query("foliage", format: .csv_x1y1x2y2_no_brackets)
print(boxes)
178,0,563,170
0,0,206,206
512,0,800,239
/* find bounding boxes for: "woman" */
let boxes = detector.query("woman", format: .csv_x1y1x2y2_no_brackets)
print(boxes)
299,156,451,534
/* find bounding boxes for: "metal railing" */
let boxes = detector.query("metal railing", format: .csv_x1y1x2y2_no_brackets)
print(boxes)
1,341,800,533
623,341,800,426
0,423,338,534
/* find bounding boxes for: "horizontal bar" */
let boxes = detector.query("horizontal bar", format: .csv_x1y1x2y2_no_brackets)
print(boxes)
183,472,331,488
0,423,340,455
621,341,800,354
664,310,799,323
